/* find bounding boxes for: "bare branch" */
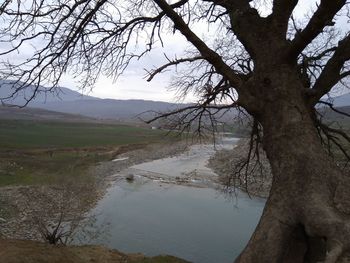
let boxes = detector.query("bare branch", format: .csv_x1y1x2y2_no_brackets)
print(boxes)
145,55,203,82
318,101,350,118
145,103,237,124
309,34,350,105
288,0,346,59
153,0,244,89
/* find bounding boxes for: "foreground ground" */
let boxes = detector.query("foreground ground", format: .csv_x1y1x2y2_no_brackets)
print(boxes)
0,239,189,263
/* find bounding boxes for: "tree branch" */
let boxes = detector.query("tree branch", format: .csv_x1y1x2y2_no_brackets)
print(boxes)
145,55,204,82
145,103,237,124
271,0,299,35
153,0,244,89
309,34,350,105
318,101,350,118
288,0,346,59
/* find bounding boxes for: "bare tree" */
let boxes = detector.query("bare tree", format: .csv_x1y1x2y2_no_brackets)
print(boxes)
0,0,350,262
20,183,104,245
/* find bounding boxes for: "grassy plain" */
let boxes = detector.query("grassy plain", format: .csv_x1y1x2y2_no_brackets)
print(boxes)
0,120,168,148
0,120,173,187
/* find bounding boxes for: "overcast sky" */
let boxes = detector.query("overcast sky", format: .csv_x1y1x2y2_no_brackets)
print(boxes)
59,22,192,102
57,0,348,102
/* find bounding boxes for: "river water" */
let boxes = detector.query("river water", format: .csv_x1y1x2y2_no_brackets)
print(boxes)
88,138,265,263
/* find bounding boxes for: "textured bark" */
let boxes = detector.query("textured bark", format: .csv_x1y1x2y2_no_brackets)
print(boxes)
235,67,350,263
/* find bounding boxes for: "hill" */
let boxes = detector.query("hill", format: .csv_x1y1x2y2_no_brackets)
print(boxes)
0,80,97,105
320,105,350,129
31,99,182,121
0,105,97,122
332,92,350,107
0,79,188,121
0,80,249,124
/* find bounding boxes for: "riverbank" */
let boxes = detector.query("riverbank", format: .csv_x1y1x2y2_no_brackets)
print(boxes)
0,138,265,263
92,141,189,185
208,139,272,198
208,138,350,198
0,141,189,242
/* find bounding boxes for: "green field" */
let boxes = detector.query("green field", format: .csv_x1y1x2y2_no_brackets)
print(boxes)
0,120,170,149
0,120,175,186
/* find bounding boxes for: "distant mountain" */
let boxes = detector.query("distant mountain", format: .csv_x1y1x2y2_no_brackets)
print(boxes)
0,79,237,123
319,105,350,129
0,79,97,106
0,79,189,121
0,105,98,122
34,99,184,121
330,92,350,107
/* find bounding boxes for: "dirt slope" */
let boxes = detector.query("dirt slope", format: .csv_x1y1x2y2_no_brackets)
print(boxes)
0,239,190,263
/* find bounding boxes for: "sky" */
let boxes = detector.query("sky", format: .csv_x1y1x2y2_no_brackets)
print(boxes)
26,1,350,102
60,32,191,102
59,21,192,102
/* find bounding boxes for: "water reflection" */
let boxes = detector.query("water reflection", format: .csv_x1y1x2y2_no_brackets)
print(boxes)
88,179,265,263
87,137,265,263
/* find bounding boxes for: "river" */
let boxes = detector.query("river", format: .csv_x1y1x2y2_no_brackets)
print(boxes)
87,138,265,263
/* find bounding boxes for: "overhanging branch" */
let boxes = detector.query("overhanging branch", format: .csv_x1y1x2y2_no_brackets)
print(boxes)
288,0,346,59
153,0,244,89
145,55,204,82
145,103,237,124
318,101,350,118
309,34,350,105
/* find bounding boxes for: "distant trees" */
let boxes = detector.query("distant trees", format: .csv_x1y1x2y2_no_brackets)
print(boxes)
0,1,350,262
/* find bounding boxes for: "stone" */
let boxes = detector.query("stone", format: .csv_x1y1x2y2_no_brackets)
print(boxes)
125,174,134,182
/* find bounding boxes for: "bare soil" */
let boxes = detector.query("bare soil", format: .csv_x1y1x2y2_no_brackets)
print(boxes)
0,239,190,263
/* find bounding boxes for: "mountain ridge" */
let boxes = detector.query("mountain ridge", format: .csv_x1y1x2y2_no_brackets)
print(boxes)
1,79,349,122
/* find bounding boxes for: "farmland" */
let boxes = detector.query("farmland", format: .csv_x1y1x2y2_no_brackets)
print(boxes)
0,119,173,186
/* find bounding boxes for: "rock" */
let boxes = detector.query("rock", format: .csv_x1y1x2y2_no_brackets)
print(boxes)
125,173,134,182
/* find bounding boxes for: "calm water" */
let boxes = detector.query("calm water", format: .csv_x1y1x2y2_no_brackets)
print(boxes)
88,138,265,263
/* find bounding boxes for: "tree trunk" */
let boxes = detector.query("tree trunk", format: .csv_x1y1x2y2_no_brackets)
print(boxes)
235,70,350,263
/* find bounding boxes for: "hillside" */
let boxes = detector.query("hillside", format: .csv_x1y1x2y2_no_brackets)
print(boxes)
0,105,97,122
0,79,188,121
3,80,348,124
320,105,350,129
0,80,96,105
0,80,239,123
332,92,350,107
32,98,182,121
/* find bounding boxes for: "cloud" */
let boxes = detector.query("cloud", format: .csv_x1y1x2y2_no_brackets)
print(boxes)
4,1,350,103
59,31,193,102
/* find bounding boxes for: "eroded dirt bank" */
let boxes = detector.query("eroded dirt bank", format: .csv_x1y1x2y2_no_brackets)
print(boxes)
0,239,190,263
